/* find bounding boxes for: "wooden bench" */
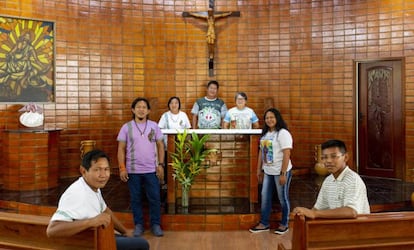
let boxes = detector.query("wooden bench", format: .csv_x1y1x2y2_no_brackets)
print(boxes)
0,211,116,250
279,211,414,250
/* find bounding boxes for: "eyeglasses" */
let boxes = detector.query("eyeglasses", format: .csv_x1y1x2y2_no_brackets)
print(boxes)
321,153,344,161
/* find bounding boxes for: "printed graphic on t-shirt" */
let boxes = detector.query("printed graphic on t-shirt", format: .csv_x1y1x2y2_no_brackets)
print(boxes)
232,113,251,129
199,106,221,128
148,128,155,142
261,139,273,164
168,114,185,128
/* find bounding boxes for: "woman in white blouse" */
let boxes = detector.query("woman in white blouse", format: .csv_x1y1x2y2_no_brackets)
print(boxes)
158,96,191,188
158,96,191,130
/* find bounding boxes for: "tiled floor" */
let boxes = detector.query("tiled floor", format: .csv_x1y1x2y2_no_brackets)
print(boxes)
1,174,413,213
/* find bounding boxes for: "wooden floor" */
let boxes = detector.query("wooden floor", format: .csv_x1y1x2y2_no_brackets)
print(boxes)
145,230,292,250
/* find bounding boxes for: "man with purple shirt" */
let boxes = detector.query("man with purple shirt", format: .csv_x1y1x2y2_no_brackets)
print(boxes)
117,97,165,237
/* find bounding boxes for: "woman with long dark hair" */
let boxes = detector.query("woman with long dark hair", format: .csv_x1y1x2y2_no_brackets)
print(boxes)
249,108,293,235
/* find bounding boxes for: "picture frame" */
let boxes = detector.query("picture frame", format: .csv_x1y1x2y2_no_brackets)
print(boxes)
0,15,55,102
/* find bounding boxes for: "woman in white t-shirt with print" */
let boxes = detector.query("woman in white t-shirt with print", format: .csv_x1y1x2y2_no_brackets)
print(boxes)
158,96,191,187
249,108,293,235
158,96,191,130
223,92,260,129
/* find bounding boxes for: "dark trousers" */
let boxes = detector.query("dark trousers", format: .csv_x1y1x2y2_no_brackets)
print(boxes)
115,235,149,250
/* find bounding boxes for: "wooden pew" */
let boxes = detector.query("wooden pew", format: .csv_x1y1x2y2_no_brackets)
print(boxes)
279,211,414,250
0,211,116,250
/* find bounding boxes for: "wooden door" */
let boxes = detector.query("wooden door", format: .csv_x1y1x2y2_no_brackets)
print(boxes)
358,60,404,178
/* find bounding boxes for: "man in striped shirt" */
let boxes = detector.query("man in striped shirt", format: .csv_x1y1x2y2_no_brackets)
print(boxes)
293,139,370,219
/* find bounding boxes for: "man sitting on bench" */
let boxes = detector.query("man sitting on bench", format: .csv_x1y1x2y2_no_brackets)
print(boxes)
293,139,370,219
46,149,149,250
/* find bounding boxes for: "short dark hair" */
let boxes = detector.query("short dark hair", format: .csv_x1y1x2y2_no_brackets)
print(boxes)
167,96,181,110
81,149,110,171
321,139,347,153
131,97,150,119
235,92,247,101
207,80,219,89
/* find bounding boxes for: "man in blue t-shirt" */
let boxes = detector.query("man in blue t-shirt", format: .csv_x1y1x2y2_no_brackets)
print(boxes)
191,80,227,129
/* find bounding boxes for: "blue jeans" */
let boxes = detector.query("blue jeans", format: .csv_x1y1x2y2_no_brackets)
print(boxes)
116,234,149,250
128,173,161,226
259,171,292,227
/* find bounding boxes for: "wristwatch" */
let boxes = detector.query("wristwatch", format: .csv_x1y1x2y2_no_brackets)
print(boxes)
158,163,164,167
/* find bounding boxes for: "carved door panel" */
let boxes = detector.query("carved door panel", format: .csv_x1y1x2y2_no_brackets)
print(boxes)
358,60,403,178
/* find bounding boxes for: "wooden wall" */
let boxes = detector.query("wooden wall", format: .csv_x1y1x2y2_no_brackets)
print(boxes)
0,1,414,181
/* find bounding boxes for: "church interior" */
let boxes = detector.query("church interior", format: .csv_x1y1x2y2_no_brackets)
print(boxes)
0,0,414,249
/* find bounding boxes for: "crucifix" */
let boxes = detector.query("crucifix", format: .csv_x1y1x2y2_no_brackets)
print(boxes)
182,1,240,76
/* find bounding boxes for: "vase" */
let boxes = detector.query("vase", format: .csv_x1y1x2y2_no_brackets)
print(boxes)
314,144,329,176
411,192,414,207
80,140,96,159
181,187,190,214
315,162,329,176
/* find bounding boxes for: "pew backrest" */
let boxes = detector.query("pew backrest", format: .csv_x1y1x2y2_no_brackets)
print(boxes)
0,211,116,250
279,211,414,250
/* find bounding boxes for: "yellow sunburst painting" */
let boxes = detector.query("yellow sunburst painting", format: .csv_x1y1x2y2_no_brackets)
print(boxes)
0,16,54,102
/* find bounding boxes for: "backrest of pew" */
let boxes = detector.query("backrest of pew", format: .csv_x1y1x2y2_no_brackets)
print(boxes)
0,211,116,250
306,212,414,247
97,220,117,250
289,211,414,250
291,214,306,250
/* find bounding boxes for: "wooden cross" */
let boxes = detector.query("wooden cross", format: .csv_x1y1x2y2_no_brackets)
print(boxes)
183,3,240,76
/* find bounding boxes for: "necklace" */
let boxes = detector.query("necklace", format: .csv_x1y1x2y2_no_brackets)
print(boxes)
170,112,180,123
135,120,147,137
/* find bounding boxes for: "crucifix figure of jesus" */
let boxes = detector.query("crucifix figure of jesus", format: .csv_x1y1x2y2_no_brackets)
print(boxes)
183,7,240,76
183,8,237,60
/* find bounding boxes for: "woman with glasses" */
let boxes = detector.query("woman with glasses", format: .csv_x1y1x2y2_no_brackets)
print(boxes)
222,92,260,129
293,139,370,219
249,108,293,235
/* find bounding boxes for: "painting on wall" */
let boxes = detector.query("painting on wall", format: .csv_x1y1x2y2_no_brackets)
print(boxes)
0,16,55,102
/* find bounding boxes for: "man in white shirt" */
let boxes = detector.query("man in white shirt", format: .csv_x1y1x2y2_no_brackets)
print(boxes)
47,149,149,250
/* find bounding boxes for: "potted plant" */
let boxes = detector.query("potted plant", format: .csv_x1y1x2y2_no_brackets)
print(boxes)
170,129,216,213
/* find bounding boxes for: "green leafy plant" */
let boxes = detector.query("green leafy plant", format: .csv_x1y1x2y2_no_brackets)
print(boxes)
170,130,216,207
